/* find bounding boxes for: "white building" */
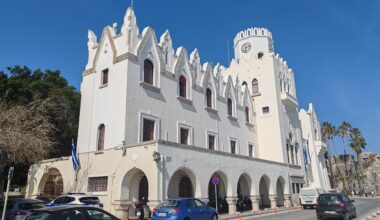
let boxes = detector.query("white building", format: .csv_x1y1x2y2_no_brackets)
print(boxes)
26,6,330,218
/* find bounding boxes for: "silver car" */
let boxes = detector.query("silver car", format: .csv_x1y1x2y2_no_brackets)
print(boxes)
1,198,45,220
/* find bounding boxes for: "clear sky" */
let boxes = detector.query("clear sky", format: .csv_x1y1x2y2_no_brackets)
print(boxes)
0,0,379,154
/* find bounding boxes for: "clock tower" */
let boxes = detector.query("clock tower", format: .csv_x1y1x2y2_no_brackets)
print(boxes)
233,27,274,63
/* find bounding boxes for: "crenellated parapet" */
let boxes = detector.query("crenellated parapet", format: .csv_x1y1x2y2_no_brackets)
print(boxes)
233,27,272,46
275,53,297,99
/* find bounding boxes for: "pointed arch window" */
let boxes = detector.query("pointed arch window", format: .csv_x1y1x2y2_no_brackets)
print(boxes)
144,59,154,85
179,75,186,98
245,106,250,123
97,124,105,151
206,88,212,108
227,98,233,116
252,79,259,94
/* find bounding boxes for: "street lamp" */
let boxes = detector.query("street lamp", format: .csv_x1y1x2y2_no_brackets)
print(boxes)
152,151,161,163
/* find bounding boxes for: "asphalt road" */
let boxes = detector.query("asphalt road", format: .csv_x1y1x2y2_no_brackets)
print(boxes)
244,197,380,220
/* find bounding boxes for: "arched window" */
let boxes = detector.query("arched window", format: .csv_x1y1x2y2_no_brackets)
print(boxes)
252,79,259,94
227,98,233,116
97,124,105,151
144,59,154,85
242,81,247,87
245,106,250,123
179,75,186,98
206,88,212,108
258,52,264,59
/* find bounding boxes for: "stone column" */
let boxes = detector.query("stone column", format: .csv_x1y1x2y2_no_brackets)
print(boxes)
284,194,292,208
250,195,260,212
226,197,238,214
269,195,278,209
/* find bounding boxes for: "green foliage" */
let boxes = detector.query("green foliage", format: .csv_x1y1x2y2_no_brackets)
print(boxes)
1,65,80,157
0,65,80,186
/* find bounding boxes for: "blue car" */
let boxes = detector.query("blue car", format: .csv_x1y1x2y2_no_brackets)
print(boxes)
152,198,218,220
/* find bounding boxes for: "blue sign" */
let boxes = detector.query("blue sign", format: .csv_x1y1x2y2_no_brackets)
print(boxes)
212,176,219,185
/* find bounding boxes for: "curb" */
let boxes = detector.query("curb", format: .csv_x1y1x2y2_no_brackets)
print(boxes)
363,210,380,220
219,206,303,220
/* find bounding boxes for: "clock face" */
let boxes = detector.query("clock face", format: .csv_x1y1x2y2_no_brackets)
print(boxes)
241,42,252,53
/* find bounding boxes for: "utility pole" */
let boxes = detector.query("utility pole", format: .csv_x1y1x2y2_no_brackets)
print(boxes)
1,166,14,220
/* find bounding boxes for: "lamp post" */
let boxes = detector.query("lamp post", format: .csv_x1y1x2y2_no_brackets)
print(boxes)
152,151,161,163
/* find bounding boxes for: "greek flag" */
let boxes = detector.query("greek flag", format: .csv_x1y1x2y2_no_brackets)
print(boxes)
303,148,309,166
71,139,80,171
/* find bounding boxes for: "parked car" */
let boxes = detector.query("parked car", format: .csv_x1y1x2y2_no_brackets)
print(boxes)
316,193,357,220
47,194,103,208
151,198,218,220
0,198,45,220
300,187,325,209
25,205,120,220
35,197,54,205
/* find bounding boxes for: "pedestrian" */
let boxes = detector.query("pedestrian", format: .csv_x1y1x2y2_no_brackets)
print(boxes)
134,198,145,220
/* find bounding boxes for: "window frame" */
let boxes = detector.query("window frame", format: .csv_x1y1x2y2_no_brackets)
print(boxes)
252,79,259,94
248,143,254,157
227,98,233,116
139,112,160,142
101,68,109,87
206,130,218,151
143,59,154,85
229,137,238,154
205,88,213,109
177,123,192,146
245,106,250,123
87,176,108,194
178,75,187,98
97,124,105,151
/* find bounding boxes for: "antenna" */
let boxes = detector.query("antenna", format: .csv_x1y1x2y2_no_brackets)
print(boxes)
226,40,230,64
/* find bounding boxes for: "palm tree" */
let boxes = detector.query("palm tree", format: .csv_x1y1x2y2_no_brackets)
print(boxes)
349,127,366,193
338,121,352,191
322,122,337,188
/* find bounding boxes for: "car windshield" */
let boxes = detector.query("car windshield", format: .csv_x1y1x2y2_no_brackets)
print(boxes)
301,189,316,196
25,212,55,220
19,202,45,210
159,200,180,208
79,197,100,204
319,194,339,201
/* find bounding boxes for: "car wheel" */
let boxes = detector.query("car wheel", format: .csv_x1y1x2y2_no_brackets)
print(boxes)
211,214,218,220
317,215,322,220
303,205,307,209
343,212,350,220
352,209,357,218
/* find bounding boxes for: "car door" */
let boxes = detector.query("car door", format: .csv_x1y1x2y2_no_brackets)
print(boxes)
184,199,203,220
83,207,119,220
343,195,354,215
51,196,66,206
194,199,210,220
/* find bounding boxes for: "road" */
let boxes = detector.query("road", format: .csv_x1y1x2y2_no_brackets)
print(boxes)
244,198,380,220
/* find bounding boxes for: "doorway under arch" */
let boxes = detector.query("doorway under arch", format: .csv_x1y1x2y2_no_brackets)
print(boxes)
259,175,271,209
237,174,252,212
208,172,228,214
38,168,63,197
167,169,195,198
121,168,149,201
276,177,285,207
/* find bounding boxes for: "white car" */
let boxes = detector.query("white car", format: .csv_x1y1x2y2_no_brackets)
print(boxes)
300,187,325,209
48,194,103,208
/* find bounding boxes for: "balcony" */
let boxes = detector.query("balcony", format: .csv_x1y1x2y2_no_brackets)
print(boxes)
281,92,298,107
314,140,327,155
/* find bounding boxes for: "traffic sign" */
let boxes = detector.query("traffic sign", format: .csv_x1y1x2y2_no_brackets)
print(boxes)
212,176,219,185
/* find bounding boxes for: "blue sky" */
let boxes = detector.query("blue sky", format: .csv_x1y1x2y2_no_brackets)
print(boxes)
0,0,379,154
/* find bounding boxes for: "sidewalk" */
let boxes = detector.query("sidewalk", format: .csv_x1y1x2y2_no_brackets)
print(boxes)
219,206,302,220
363,210,380,220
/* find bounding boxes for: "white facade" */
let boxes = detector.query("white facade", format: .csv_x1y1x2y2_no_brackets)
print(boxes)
26,6,330,218
299,104,331,190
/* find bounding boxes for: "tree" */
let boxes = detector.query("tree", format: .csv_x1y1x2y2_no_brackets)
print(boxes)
349,127,366,192
0,100,55,193
0,66,80,189
338,121,352,191
321,122,338,189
